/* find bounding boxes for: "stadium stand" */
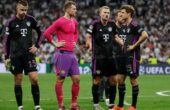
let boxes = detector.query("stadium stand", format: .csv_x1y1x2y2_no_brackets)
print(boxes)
0,0,169,64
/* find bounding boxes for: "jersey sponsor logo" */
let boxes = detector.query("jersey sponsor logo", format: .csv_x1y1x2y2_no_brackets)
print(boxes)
20,28,27,37
103,34,109,42
26,21,31,27
108,27,112,32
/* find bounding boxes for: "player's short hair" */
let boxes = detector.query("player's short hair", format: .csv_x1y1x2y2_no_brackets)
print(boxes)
120,5,135,17
17,0,28,6
114,10,121,17
98,6,110,14
64,1,76,11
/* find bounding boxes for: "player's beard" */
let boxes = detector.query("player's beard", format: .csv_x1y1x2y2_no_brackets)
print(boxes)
102,16,109,22
119,19,125,25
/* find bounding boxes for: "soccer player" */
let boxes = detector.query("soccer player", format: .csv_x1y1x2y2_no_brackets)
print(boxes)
43,1,80,110
86,6,123,110
113,5,148,110
3,0,43,110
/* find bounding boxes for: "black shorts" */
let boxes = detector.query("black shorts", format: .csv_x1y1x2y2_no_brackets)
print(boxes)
92,57,117,77
116,53,140,78
10,54,37,75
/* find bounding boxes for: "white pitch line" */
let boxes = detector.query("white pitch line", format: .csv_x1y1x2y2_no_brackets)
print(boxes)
0,95,158,102
156,90,170,96
124,101,131,106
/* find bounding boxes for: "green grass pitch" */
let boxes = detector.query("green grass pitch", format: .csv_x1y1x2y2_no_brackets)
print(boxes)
0,74,170,110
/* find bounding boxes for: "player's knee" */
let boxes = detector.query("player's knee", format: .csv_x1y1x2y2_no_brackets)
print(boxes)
14,76,23,85
71,75,80,84
30,77,38,85
108,76,117,85
117,80,125,85
15,80,22,85
72,77,80,84
56,76,65,84
130,79,138,86
72,78,80,84
117,76,125,85
109,80,117,86
93,79,101,85
93,75,101,85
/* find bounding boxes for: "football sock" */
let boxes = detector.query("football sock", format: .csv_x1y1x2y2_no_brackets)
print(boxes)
31,84,40,106
105,80,109,99
71,83,80,106
118,84,126,107
109,85,116,105
92,84,99,104
14,85,22,106
98,79,105,100
132,85,139,107
55,81,63,107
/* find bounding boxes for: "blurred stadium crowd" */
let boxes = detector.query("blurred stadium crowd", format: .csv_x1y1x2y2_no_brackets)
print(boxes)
0,0,170,64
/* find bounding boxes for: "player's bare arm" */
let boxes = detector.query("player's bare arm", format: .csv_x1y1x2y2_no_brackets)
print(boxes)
4,59,10,70
51,40,66,48
85,33,92,51
29,45,37,54
127,31,148,51
114,34,124,46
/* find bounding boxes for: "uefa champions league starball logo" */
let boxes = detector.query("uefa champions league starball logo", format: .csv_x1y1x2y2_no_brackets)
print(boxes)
61,70,65,74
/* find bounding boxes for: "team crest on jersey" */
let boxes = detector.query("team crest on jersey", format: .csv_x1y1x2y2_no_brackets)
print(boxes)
108,27,112,32
60,70,65,74
26,21,31,27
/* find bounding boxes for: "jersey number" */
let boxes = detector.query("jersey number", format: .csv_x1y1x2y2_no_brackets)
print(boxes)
119,35,127,43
